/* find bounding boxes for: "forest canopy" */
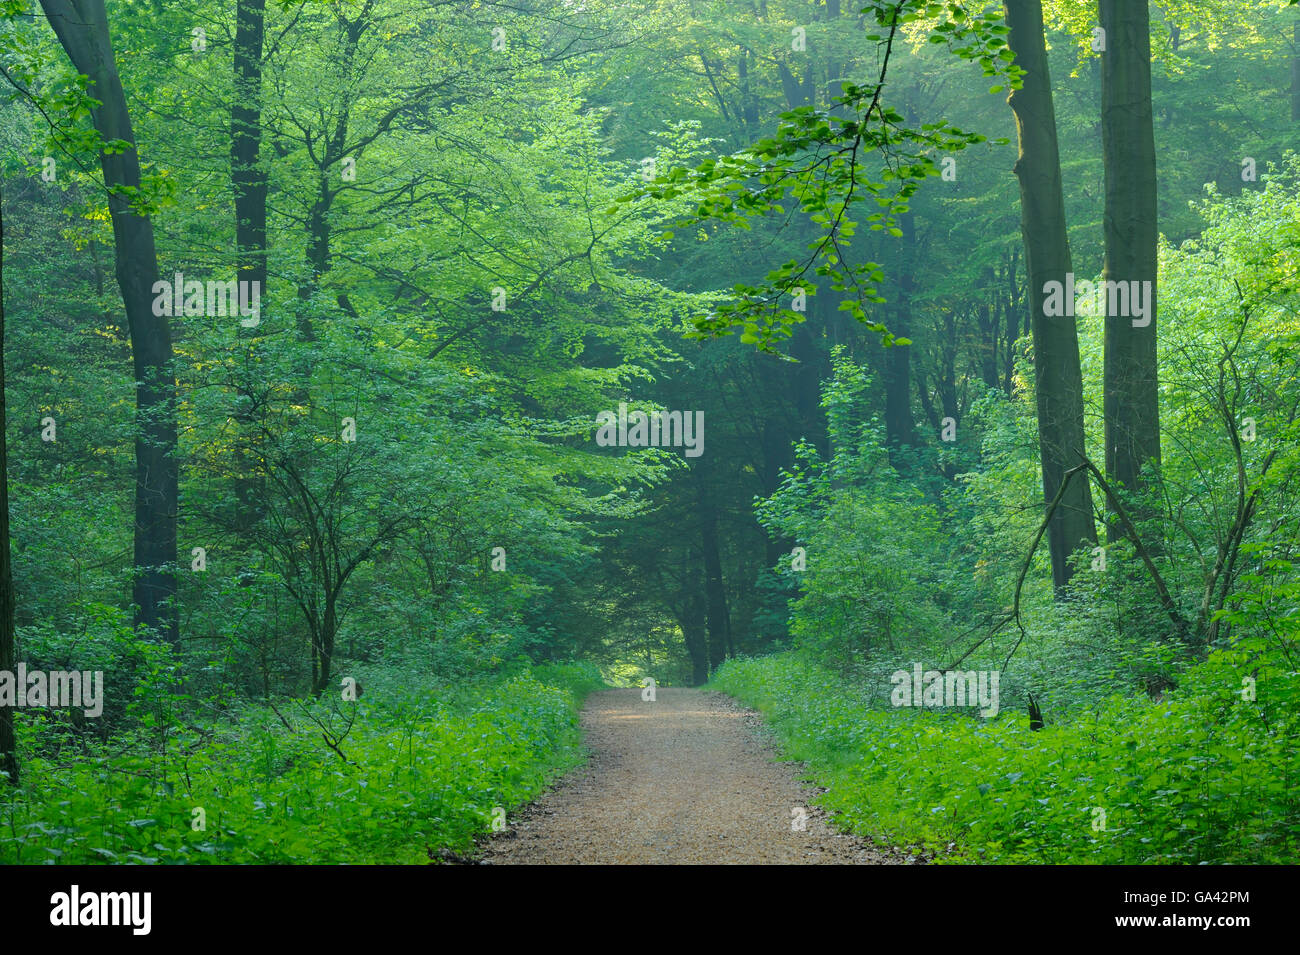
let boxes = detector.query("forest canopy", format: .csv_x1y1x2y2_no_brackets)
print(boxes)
0,0,1297,869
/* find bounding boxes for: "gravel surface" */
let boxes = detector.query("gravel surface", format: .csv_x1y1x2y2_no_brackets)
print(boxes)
480,687,908,865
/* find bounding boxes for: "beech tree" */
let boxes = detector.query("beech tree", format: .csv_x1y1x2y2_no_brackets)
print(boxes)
0,181,16,785
1099,0,1160,530
39,0,178,640
230,0,268,531
1004,0,1096,590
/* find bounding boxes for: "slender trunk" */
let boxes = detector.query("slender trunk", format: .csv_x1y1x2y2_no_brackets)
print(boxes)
976,299,999,391
1,185,18,785
1100,0,1160,540
1005,0,1098,591
232,0,267,292
1003,250,1020,395
679,589,710,686
761,412,799,572
314,597,336,695
295,11,365,343
937,307,959,478
295,186,329,343
939,310,958,423
232,0,268,531
1292,21,1300,123
825,0,844,108
697,470,730,670
737,51,758,132
309,621,320,694
975,265,1000,391
883,211,917,453
41,0,178,640
790,308,828,456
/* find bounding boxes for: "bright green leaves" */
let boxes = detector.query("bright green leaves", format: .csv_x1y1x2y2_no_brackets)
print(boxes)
715,652,1300,864
0,665,603,864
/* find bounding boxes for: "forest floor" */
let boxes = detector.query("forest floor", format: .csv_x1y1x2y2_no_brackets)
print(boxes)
478,687,908,864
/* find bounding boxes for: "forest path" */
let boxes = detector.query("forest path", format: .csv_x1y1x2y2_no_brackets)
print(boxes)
480,687,903,864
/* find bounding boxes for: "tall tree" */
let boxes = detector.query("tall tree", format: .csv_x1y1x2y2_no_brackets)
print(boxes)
0,182,17,786
231,0,268,531
1004,0,1097,590
39,0,178,640
1291,20,1299,122
696,461,732,670
232,0,267,294
1099,0,1160,530
883,207,919,453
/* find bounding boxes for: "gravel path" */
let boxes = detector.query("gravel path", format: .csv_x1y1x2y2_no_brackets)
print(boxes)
480,687,907,864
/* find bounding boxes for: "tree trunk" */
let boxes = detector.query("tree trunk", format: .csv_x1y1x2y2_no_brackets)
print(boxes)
790,304,828,456
1099,0,1160,537
976,298,999,391
314,597,337,696
1005,0,1098,591
883,211,918,453
1292,21,1300,123
41,0,178,641
679,589,711,686
736,50,758,133
939,309,958,424
1003,249,1020,395
696,469,730,670
1,185,18,785
232,0,268,531
232,0,268,293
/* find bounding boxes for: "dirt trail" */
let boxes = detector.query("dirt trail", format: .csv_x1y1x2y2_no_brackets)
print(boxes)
481,687,905,864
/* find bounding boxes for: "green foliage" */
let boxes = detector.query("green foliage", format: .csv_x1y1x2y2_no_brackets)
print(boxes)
0,663,603,863
713,652,1300,863
635,1,1015,352
4,0,1300,867
757,352,959,668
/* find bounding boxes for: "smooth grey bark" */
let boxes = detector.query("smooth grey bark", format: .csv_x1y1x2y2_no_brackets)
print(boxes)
40,0,178,641
1,184,17,785
1004,0,1098,591
883,209,918,453
232,0,268,531
1292,21,1300,123
1099,0,1160,535
696,464,731,669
